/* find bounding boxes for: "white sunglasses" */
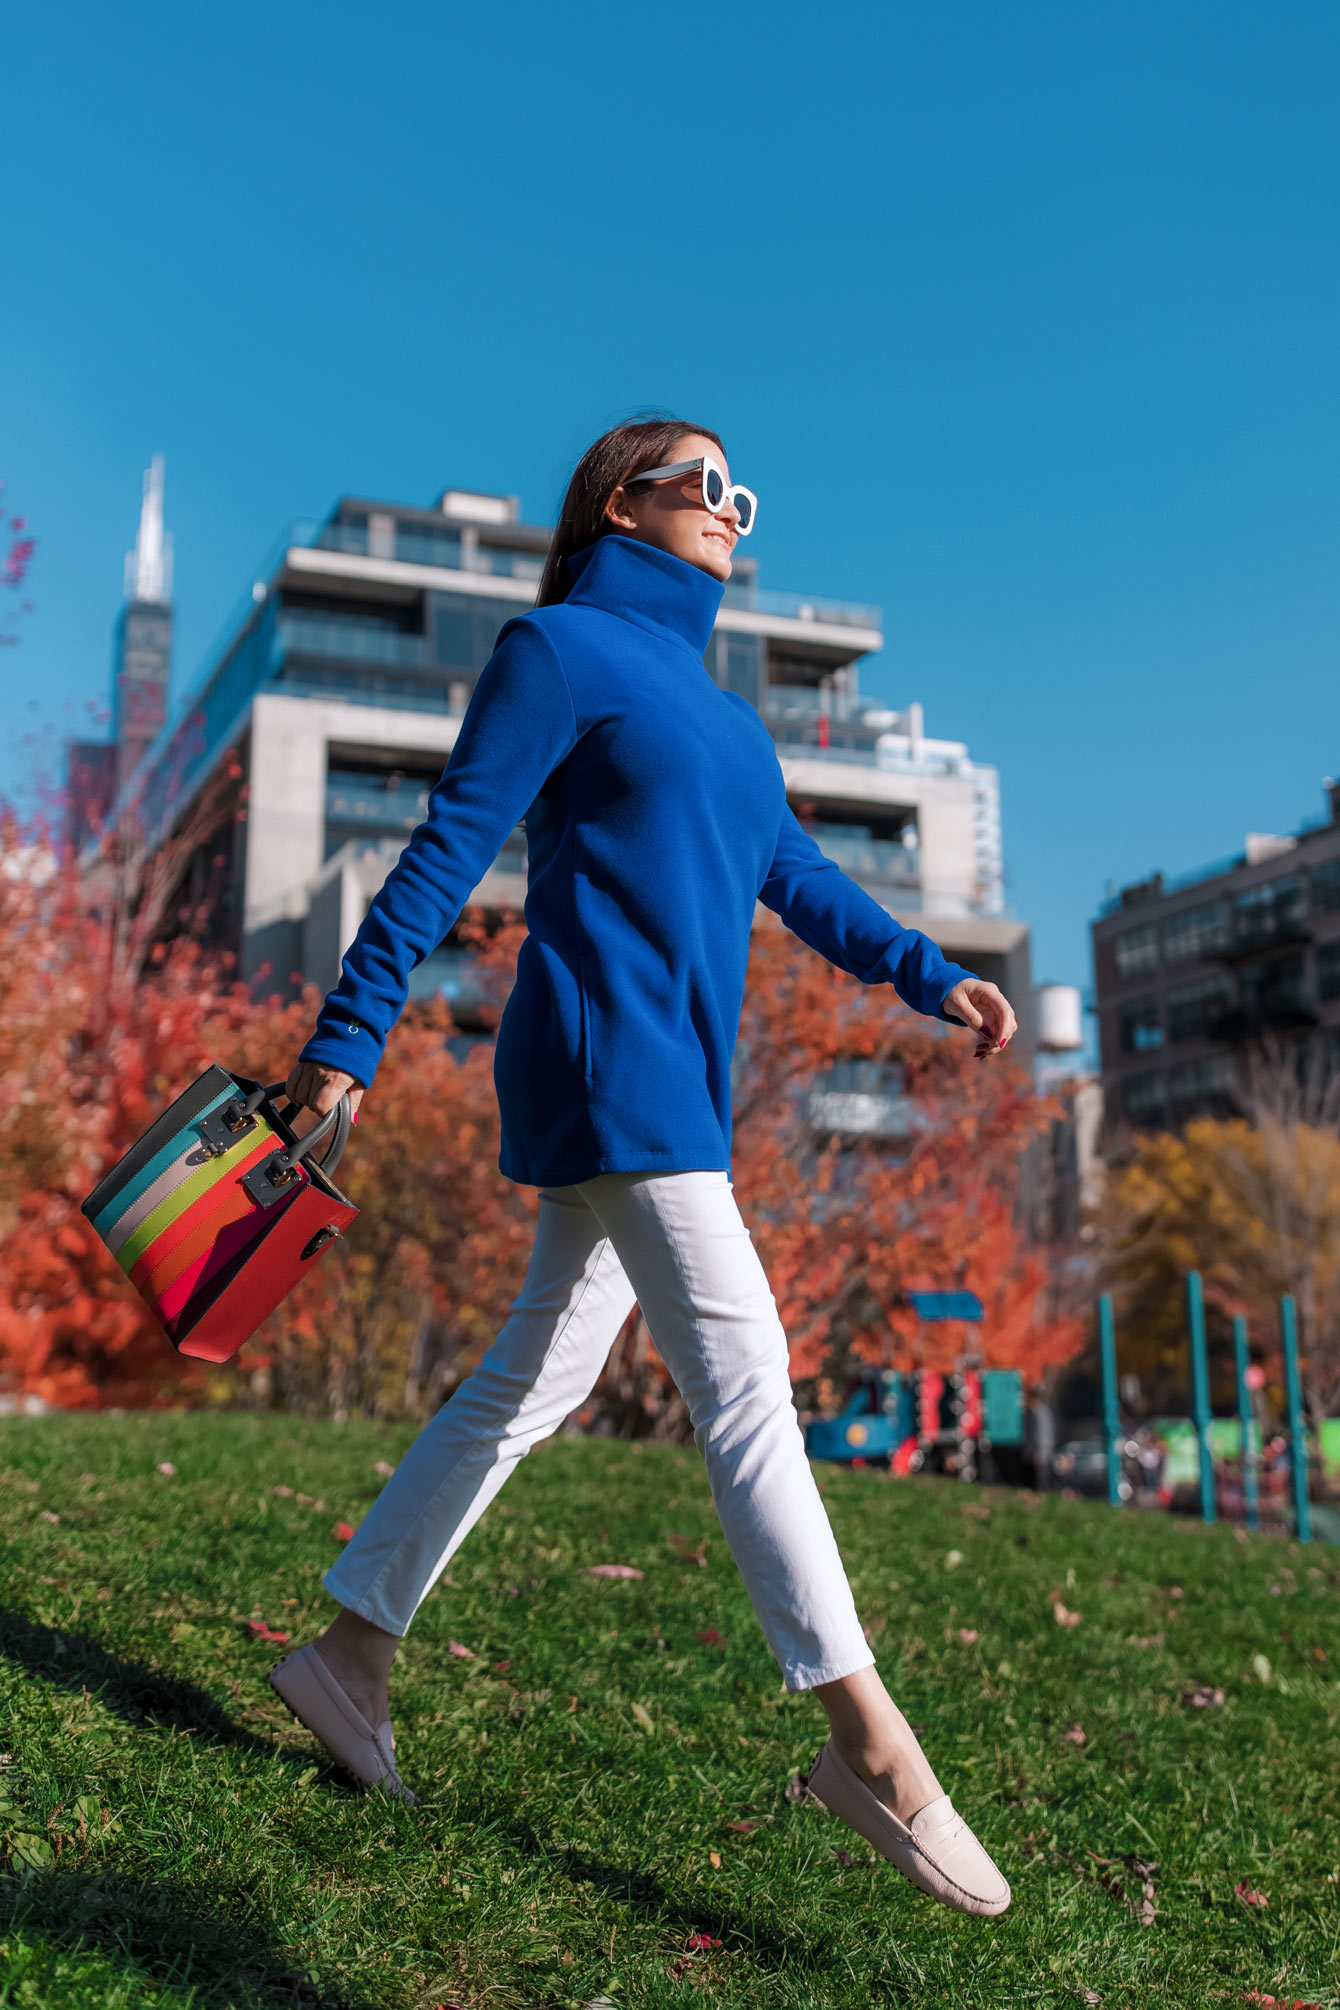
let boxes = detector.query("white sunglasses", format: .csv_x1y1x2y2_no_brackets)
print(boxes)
628,453,757,535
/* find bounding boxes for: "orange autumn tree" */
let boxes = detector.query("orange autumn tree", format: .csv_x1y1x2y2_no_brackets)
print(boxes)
0,816,538,1413
730,925,1080,1392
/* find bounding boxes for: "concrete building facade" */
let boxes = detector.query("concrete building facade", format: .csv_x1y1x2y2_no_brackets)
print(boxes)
117,485,1034,1085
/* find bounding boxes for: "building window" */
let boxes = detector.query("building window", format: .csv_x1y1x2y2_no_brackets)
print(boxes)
1123,1071,1166,1122
431,594,517,673
724,634,761,708
1168,1053,1237,1114
1165,975,1233,1043
1235,875,1304,942
1120,996,1163,1054
1162,899,1230,962
1238,954,1310,1026
1316,939,1340,1003
396,524,461,569
1113,923,1159,978
1312,857,1340,913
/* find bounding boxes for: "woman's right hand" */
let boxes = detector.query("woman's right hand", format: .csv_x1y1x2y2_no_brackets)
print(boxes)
285,1060,364,1137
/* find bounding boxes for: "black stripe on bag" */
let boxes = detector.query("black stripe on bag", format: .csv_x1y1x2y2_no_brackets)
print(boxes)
80,1065,241,1224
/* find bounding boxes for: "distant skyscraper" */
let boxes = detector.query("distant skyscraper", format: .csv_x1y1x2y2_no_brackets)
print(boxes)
112,456,174,795
66,458,176,850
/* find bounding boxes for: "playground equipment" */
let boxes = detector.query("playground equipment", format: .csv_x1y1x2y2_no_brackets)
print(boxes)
805,1288,1027,1476
804,1364,1026,1475
1096,1278,1314,1539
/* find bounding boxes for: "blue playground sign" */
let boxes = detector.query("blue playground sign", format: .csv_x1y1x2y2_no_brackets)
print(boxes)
909,1290,984,1322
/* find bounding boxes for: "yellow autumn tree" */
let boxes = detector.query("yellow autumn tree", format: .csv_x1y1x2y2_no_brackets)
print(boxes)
1099,1045,1340,1422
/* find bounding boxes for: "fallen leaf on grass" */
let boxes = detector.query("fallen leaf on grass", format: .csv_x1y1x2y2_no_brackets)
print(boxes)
447,1640,476,1659
333,1522,357,1542
273,1485,293,1497
1240,1995,1320,2007
38,1511,59,1524
944,1550,964,1570
667,1532,708,1567
1181,1685,1225,1709
695,1627,727,1648
709,1850,722,1868
1061,1722,1086,1747
685,1932,720,1951
786,1768,818,1803
1053,1601,1083,1629
585,1563,644,1579
1252,1654,1273,1684
631,1702,655,1734
374,1461,396,1478
958,1628,979,1645
725,1819,757,1832
156,1462,177,1477
1133,1633,1164,1648
246,1619,289,1644
1235,1880,1268,1908
9,1832,54,1869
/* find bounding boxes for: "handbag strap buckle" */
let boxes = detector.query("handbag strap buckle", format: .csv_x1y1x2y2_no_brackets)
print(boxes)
198,1099,259,1156
241,1153,308,1208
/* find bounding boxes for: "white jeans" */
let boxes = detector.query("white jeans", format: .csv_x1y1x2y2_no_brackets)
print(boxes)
324,1169,877,1692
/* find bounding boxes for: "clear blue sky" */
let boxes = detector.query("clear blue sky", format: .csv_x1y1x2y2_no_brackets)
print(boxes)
4,2,1338,1000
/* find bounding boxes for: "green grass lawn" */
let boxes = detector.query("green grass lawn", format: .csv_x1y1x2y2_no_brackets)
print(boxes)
0,1413,1337,2010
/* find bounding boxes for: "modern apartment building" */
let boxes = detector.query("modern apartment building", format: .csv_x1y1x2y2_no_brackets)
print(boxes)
1091,782,1340,1131
105,483,1033,1094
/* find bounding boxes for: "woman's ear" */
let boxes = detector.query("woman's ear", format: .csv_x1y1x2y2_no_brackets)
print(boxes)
604,485,640,534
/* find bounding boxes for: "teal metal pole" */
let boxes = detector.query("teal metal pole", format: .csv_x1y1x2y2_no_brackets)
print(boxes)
1187,1271,1217,1525
1233,1315,1259,1533
1099,1294,1122,1508
1280,1295,1312,1544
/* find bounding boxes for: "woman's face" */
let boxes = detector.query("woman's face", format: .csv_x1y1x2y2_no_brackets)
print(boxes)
603,433,740,582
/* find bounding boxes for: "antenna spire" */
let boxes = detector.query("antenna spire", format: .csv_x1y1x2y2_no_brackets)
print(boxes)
124,455,173,603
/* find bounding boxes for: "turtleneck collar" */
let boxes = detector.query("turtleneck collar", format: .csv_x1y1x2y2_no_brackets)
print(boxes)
564,535,724,655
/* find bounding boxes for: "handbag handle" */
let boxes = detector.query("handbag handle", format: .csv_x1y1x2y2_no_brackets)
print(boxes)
242,1082,353,1182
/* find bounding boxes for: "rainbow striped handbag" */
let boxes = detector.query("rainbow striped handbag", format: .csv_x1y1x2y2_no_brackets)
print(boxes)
81,1066,358,1365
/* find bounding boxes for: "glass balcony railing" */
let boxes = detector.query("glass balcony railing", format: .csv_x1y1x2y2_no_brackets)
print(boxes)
276,612,427,668
803,828,920,886
720,583,881,630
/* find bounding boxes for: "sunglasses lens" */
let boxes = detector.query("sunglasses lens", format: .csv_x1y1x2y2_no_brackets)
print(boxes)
733,491,754,532
703,465,725,509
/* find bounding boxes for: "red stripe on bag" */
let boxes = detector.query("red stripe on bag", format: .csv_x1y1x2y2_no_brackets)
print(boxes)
128,1135,278,1296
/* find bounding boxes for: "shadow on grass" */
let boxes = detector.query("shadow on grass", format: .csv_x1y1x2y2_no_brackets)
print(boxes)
0,1604,340,1784
488,1805,843,1979
1,1867,379,2010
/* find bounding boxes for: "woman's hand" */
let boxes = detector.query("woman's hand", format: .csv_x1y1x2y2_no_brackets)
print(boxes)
943,979,1018,1060
284,1061,364,1139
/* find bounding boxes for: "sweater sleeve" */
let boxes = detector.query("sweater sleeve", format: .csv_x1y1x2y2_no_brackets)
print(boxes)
299,617,578,1088
757,802,979,1021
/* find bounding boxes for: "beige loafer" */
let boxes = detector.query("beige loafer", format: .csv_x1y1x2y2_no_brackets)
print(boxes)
269,1640,416,1806
807,1739,1009,1917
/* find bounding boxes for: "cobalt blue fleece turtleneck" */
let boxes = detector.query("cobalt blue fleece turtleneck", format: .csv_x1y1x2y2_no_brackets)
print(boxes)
300,534,979,1185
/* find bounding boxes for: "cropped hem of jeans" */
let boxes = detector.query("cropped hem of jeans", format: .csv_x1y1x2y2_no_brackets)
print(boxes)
321,1566,410,1639
783,1648,878,1693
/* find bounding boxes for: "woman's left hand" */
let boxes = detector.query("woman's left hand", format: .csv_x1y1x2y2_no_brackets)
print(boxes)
943,979,1018,1060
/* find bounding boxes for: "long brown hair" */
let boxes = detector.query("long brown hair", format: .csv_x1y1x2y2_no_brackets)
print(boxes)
535,415,726,608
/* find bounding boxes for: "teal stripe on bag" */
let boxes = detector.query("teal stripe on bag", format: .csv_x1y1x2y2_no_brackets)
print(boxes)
91,1085,238,1237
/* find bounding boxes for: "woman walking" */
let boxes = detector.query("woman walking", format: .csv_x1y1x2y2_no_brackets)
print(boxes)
271,418,1018,1917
